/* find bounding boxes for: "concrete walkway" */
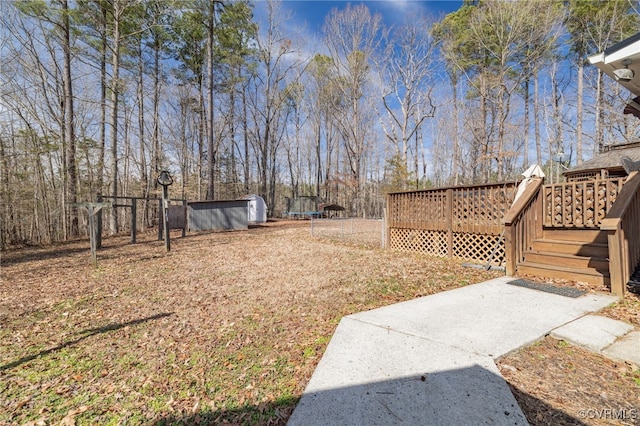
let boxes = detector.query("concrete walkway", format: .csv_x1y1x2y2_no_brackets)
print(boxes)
288,277,636,425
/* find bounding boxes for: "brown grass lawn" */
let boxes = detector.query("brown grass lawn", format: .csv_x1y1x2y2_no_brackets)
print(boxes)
1,220,638,425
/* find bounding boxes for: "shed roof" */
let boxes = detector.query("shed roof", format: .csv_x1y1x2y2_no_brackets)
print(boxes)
565,141,640,175
241,194,265,202
319,203,345,211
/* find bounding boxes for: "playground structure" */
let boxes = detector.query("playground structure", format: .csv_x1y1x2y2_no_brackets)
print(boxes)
284,196,345,219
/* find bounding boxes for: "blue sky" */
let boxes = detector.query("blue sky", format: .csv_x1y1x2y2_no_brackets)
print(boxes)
253,1,463,38
279,1,463,30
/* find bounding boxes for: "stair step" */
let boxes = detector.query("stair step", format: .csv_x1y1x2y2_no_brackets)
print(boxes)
531,239,609,258
517,262,609,286
525,251,609,272
542,229,608,244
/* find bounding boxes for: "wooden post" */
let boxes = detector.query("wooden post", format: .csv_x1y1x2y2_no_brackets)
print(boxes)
73,202,110,267
96,194,103,249
385,195,391,249
504,222,517,276
382,206,387,249
131,197,137,244
88,205,97,267
158,201,163,241
162,185,170,252
446,188,453,258
182,199,187,237
606,224,625,296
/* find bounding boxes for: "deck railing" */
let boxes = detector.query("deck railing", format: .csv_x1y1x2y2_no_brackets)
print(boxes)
503,178,544,276
543,177,626,228
387,181,517,265
600,171,640,296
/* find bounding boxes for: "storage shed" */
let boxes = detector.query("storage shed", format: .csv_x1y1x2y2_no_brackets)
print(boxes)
242,194,267,223
187,200,248,231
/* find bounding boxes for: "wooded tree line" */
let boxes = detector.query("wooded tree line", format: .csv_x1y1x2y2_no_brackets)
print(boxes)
1,0,638,248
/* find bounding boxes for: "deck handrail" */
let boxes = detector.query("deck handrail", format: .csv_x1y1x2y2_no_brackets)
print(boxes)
387,181,517,233
543,177,626,228
600,171,640,296
504,178,544,276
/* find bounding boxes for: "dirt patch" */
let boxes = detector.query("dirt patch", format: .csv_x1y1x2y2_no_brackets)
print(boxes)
498,337,640,426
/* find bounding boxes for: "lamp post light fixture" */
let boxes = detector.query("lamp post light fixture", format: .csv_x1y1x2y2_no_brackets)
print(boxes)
157,170,173,252
613,58,635,82
554,150,565,184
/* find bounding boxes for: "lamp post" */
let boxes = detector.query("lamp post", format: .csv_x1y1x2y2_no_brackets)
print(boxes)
554,150,565,184
157,170,173,252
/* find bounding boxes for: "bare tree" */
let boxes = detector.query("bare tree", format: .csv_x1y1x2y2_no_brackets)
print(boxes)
249,0,304,215
379,16,436,190
323,3,383,216
304,54,340,201
469,0,551,181
105,0,141,233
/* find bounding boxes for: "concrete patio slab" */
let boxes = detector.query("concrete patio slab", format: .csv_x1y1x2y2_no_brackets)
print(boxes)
288,277,621,425
287,317,527,426
603,331,640,366
550,315,634,352
348,277,618,358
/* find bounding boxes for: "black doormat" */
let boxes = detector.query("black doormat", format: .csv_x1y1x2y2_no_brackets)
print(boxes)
507,279,587,298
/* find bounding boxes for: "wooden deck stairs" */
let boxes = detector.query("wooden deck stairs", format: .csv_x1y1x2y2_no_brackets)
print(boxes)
517,229,610,286
386,173,640,297
504,173,640,296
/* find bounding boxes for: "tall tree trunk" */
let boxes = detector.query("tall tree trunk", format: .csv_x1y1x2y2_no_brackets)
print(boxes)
480,73,489,183
595,69,604,154
197,77,206,200
451,74,460,186
229,87,238,197
315,119,322,197
61,0,78,238
0,135,10,248
149,34,162,223
206,1,216,200
137,39,147,194
534,70,542,165
109,1,122,234
242,80,250,194
552,64,563,184
98,4,107,198
576,59,583,165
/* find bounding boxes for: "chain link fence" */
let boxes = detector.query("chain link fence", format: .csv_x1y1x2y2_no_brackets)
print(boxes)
309,218,386,248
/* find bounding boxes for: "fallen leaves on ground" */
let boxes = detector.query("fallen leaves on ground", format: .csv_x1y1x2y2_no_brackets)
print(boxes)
1,220,638,425
0,221,499,425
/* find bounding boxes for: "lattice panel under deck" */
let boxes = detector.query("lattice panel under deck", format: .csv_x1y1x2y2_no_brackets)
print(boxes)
389,228,447,257
390,229,505,266
452,233,505,266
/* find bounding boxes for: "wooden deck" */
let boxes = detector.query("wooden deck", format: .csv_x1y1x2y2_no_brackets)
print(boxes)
388,174,640,296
